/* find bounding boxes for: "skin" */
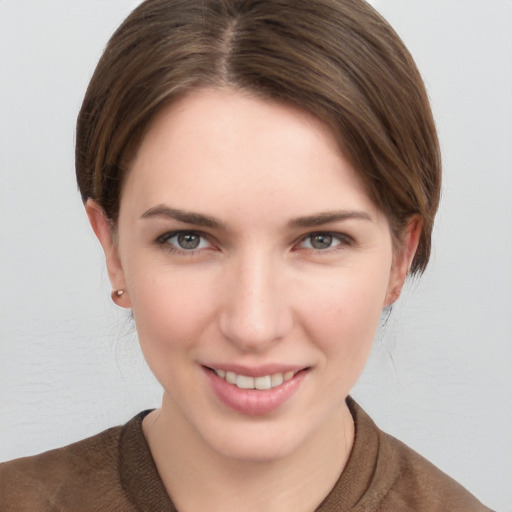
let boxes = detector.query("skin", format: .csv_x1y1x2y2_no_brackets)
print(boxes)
87,88,420,512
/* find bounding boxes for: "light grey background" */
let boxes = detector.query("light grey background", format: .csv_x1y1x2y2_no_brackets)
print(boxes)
1,1,510,510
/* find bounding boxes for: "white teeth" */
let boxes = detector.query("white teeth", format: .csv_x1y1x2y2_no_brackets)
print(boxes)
236,375,255,389
254,375,272,390
271,373,284,387
213,369,298,390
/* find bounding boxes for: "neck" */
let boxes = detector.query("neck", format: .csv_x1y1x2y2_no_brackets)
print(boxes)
143,393,354,512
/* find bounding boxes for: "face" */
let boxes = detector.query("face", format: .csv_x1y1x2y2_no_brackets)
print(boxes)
89,88,416,462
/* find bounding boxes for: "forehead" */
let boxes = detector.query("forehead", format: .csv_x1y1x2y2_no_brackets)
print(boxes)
121,88,380,222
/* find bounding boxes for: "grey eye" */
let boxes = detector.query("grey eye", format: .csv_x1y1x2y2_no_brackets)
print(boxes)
299,233,343,251
310,234,333,249
176,233,201,249
158,231,211,251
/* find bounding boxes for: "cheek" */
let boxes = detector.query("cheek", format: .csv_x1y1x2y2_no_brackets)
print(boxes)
124,266,226,402
126,265,220,358
300,267,390,381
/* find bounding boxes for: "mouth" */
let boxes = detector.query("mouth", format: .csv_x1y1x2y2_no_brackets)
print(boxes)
202,364,309,415
211,368,298,390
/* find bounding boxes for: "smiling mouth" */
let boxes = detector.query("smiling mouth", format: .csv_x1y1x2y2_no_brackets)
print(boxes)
209,368,300,390
204,366,309,415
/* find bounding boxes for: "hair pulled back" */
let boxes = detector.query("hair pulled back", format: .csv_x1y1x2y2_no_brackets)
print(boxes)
76,0,441,274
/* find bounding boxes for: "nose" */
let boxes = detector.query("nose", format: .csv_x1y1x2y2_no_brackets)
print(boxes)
218,253,293,352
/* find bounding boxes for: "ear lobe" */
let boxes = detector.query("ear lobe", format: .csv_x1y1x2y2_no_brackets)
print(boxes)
385,216,423,306
85,199,131,308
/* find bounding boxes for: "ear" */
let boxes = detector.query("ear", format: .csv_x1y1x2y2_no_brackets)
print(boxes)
85,199,132,308
385,216,423,306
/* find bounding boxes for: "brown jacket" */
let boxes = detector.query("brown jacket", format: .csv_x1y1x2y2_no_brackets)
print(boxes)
0,399,492,511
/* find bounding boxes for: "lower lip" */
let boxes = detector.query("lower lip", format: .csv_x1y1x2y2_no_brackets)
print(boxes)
203,367,307,416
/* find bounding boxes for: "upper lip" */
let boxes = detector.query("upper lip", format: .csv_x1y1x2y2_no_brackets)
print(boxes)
202,363,308,377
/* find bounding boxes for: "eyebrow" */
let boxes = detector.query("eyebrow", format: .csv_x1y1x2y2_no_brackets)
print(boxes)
140,205,226,229
288,210,373,228
141,205,372,230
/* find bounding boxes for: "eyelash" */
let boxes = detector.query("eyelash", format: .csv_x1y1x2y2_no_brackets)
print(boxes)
295,232,354,253
156,231,214,254
155,230,354,255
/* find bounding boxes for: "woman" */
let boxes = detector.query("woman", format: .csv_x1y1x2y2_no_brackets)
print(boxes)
0,0,494,510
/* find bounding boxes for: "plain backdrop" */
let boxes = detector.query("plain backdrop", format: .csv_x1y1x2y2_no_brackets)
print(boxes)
0,1,511,510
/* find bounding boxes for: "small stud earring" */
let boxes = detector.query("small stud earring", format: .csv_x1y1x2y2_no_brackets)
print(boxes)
111,289,125,302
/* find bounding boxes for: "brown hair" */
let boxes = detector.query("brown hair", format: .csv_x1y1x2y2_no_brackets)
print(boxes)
76,0,441,274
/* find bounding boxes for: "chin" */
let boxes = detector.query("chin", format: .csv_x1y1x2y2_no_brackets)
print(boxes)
207,423,304,463
193,406,341,465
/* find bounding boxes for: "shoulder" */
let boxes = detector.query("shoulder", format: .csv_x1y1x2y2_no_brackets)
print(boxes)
344,398,492,512
0,424,130,512
376,431,491,512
